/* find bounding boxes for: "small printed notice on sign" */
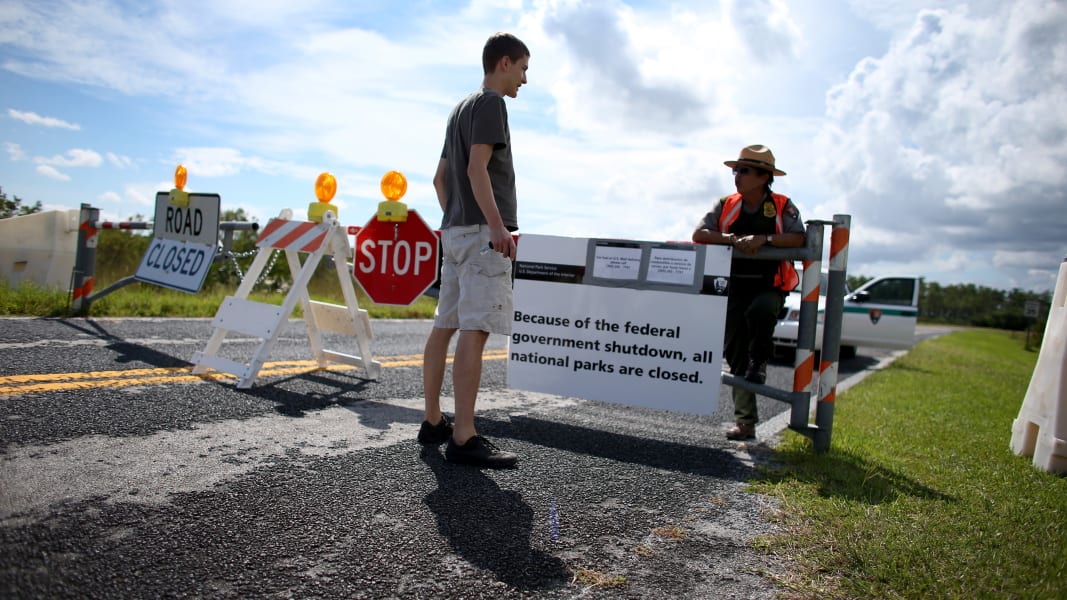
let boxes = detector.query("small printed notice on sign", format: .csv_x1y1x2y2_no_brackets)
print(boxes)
647,247,698,285
592,242,642,280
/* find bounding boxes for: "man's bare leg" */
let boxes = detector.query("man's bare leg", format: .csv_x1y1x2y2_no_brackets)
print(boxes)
422,326,456,425
451,329,489,444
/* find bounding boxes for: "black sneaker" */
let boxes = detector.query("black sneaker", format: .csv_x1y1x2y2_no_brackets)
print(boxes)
417,415,453,445
744,360,767,384
445,435,518,469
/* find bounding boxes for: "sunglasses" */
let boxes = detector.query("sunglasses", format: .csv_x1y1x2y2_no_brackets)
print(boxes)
732,166,766,176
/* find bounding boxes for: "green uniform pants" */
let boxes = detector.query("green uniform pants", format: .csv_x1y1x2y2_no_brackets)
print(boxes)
724,289,785,424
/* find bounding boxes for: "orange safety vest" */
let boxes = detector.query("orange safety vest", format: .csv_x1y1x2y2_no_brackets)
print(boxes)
718,192,800,292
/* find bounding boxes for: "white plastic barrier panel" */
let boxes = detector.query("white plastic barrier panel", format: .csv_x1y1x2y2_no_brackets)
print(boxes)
0,209,80,289
1010,258,1067,473
508,234,730,415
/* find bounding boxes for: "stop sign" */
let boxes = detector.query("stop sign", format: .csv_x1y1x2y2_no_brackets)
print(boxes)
353,209,440,306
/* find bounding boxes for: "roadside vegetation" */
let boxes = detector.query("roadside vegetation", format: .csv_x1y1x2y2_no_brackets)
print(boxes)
0,204,438,318
751,329,1067,599
0,277,437,319
0,277,437,320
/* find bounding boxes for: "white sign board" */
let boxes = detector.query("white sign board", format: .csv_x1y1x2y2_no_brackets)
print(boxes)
151,192,220,246
135,192,222,293
135,237,217,293
508,234,731,415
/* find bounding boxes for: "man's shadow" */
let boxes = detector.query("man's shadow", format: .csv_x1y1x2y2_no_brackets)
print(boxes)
420,447,569,591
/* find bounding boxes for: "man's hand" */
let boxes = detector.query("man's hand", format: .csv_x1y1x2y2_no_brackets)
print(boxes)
489,225,516,259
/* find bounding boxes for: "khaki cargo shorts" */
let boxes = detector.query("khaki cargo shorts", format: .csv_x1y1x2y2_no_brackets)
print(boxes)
433,224,513,335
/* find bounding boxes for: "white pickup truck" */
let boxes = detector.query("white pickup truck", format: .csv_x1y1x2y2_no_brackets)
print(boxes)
773,275,922,359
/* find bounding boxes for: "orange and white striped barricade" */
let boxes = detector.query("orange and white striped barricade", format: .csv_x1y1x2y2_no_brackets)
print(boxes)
192,209,380,388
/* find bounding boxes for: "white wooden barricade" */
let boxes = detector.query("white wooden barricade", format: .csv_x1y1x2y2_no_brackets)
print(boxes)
1011,258,1067,473
192,209,381,388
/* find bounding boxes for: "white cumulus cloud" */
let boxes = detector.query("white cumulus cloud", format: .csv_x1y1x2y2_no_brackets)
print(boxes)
816,1,1067,289
4,142,25,161
106,152,133,169
7,108,81,130
36,164,71,181
36,148,103,168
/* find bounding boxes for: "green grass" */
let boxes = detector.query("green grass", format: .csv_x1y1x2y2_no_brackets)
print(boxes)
0,278,437,319
752,329,1067,599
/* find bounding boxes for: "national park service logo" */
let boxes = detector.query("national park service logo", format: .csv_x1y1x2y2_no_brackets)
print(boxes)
713,277,728,295
869,309,883,325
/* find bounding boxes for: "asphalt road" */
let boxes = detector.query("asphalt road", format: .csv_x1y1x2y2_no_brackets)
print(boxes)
0,317,912,599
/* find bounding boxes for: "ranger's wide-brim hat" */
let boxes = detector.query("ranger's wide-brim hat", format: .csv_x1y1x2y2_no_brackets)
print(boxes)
724,144,786,176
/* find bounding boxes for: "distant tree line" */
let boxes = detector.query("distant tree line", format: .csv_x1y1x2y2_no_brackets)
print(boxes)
0,186,42,218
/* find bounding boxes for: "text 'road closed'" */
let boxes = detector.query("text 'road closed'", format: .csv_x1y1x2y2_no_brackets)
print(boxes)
135,238,217,293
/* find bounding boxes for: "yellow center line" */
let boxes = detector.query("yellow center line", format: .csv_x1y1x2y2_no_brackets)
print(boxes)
0,349,510,396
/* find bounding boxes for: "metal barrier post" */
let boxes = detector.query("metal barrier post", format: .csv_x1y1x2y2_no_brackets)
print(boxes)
70,203,99,315
714,214,851,453
790,222,824,430
812,214,851,452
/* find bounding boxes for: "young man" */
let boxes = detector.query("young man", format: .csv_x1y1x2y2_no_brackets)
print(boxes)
417,33,530,468
692,145,805,441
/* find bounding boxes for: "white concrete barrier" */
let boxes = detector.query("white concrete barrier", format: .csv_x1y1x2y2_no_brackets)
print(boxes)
1010,258,1067,473
0,209,80,290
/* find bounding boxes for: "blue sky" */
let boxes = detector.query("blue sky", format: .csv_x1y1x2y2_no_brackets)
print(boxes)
2,0,1065,292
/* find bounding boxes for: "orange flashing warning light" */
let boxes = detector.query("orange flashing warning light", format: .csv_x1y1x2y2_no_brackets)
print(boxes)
175,164,188,190
308,172,339,223
315,172,337,203
169,164,190,207
377,170,409,222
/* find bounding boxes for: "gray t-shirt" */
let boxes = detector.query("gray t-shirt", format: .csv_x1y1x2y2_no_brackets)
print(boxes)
439,88,518,231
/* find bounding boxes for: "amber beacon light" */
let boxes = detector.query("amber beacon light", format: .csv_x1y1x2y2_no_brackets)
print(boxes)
169,164,190,207
308,172,338,223
377,170,409,222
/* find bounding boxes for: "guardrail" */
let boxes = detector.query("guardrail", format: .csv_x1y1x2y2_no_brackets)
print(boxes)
70,203,259,315
716,214,851,452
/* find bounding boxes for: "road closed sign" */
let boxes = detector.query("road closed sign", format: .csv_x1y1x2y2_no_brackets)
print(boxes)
135,237,217,293
150,192,220,245
135,192,221,293
508,234,731,415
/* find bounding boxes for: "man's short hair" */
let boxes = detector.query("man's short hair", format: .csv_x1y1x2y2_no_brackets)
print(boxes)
482,32,530,74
